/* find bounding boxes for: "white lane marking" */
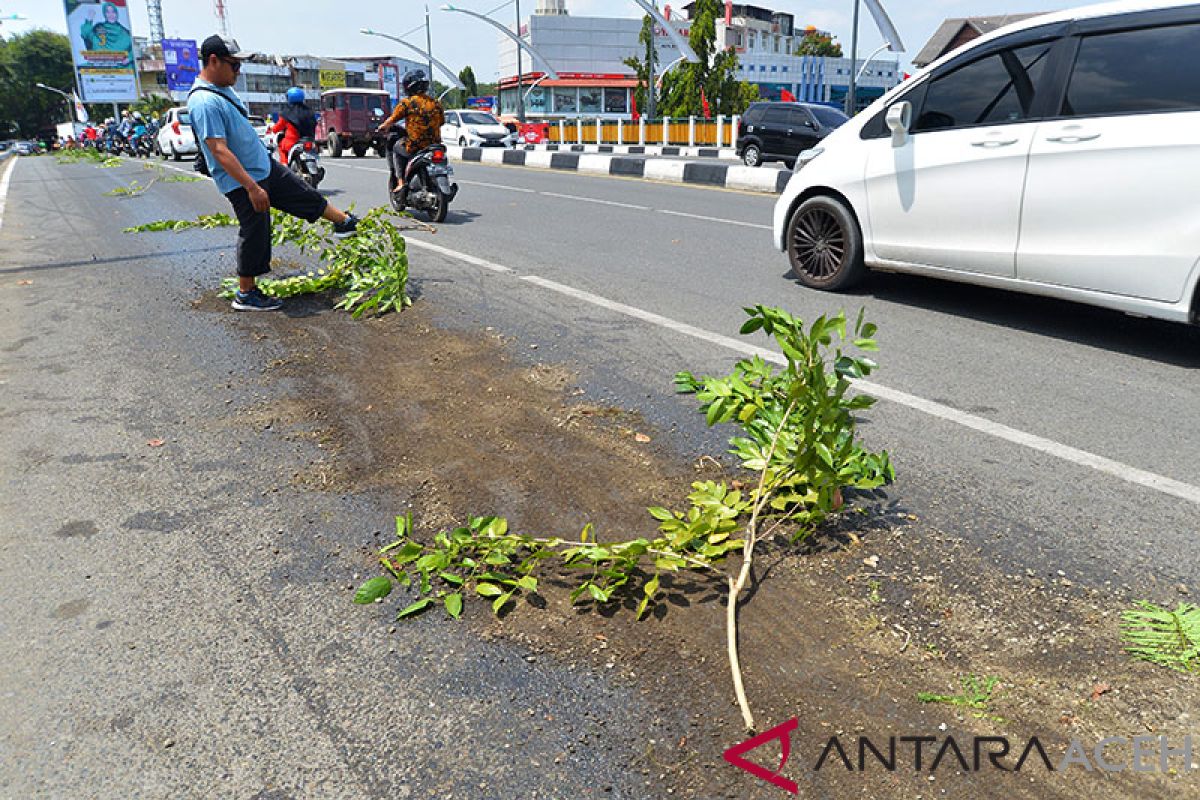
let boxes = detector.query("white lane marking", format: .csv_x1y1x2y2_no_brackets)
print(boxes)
404,237,513,274
0,156,17,231
459,179,535,194
540,191,649,210
404,236,1200,507
325,162,388,173
659,209,771,230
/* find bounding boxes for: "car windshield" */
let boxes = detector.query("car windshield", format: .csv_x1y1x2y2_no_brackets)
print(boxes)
178,112,190,126
459,112,499,125
808,105,849,129
248,115,264,126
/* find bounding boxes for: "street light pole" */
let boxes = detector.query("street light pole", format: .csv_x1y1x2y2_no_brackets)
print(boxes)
515,0,525,123
845,0,860,116
646,24,656,121
35,82,73,123
425,6,434,85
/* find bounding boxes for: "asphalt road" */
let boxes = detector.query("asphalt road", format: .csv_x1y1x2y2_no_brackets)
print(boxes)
318,155,1200,594
2,152,1197,796
0,156,695,799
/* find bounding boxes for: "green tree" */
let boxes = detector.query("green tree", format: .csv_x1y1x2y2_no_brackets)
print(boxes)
659,0,757,117
795,28,843,57
622,14,658,117
0,30,76,136
133,93,174,119
457,65,478,107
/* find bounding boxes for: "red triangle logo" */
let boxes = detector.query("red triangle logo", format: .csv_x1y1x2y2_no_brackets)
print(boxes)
722,718,800,794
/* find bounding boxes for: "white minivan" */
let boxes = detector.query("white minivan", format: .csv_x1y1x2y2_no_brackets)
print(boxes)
441,110,516,148
773,0,1200,325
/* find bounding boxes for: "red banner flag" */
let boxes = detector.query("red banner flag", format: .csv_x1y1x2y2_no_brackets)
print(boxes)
780,89,797,103
631,93,640,121
700,87,711,119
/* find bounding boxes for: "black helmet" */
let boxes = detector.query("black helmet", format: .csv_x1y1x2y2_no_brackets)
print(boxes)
402,69,429,96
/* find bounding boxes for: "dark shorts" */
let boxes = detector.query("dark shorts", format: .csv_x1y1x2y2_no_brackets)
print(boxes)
224,160,328,278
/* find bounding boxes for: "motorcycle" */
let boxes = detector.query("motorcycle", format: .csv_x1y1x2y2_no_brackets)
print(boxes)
133,133,154,158
280,133,324,189
385,130,457,224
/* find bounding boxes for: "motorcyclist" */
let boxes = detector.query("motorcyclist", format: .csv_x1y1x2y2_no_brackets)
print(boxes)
374,69,444,191
131,112,148,153
270,86,317,165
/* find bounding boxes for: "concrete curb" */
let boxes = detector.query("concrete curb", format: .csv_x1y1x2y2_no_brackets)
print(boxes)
448,145,789,195
515,143,739,160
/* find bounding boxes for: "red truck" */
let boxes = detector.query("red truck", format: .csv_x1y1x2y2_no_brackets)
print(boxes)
316,88,391,158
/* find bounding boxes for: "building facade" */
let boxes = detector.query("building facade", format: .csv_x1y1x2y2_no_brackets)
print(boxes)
495,1,901,119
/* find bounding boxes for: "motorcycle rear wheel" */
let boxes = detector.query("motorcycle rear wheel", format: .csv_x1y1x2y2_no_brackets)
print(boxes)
428,190,449,224
387,173,405,213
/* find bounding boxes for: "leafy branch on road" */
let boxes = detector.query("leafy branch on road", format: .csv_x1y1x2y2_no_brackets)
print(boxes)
917,674,1002,715
1121,601,1200,673
122,213,237,233
356,306,893,730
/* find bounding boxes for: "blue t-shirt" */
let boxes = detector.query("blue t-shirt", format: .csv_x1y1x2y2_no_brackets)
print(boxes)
187,79,270,195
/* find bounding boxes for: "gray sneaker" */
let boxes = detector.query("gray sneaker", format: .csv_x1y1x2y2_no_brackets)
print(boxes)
231,288,283,312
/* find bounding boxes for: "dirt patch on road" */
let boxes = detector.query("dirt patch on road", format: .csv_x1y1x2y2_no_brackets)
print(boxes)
223,294,1198,800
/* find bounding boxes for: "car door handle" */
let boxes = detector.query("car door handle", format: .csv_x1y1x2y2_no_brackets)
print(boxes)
971,138,1018,148
1046,133,1101,143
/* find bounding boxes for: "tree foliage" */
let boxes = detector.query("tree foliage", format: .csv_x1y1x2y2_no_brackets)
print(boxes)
795,28,843,57
456,65,478,107
0,30,76,137
133,93,175,119
658,0,757,118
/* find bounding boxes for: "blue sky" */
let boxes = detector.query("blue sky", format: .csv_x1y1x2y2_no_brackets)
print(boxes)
6,0,1091,80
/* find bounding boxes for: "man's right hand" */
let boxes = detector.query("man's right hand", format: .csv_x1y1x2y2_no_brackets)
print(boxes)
248,184,270,213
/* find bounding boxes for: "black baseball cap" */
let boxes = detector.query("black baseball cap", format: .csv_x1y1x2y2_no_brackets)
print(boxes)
200,35,257,62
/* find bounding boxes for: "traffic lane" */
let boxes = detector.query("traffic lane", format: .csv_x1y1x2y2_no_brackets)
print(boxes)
324,156,781,228
319,159,1200,491
0,157,674,797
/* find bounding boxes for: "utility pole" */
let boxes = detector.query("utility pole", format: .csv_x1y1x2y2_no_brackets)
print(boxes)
145,0,164,45
646,19,656,121
845,0,860,116
425,6,434,84
515,0,525,122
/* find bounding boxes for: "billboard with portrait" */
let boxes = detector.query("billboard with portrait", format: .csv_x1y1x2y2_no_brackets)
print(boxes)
162,38,199,95
63,0,139,102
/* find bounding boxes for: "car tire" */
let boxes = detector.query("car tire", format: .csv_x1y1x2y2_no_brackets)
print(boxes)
786,195,865,291
327,132,342,158
170,144,180,162
352,143,367,158
742,144,762,167
458,137,467,147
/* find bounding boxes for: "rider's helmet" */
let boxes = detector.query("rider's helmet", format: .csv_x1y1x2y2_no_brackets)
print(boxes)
286,86,305,105
133,111,144,121
402,69,429,97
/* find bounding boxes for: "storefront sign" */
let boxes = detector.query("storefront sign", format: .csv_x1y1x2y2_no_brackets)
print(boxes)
320,69,347,89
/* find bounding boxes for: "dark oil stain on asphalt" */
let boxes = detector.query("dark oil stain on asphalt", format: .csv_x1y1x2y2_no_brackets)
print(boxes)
54,520,99,538
51,598,92,620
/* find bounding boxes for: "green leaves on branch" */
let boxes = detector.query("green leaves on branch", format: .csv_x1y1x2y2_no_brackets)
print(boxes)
676,306,893,537
1121,601,1200,673
219,207,411,317
122,213,237,233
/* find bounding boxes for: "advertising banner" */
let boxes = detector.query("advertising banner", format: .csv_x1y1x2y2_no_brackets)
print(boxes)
467,96,497,112
379,63,401,103
162,38,199,95
320,70,347,89
63,0,139,103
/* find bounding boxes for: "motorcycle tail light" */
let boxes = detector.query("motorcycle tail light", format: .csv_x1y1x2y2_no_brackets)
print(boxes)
172,121,181,135
304,141,313,151
431,149,446,164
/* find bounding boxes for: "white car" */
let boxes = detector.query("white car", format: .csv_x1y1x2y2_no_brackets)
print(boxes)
249,115,276,154
773,0,1200,326
442,110,516,148
156,107,197,160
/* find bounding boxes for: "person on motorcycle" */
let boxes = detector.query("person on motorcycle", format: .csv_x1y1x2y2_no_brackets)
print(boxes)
131,112,148,154
270,86,317,166
374,69,444,191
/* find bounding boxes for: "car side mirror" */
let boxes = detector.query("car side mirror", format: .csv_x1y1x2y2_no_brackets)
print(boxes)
886,101,912,148
804,120,816,129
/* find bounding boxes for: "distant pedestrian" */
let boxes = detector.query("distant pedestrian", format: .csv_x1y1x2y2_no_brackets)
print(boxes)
187,35,359,312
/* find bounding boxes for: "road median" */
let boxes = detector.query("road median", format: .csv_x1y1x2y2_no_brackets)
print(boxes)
448,144,791,194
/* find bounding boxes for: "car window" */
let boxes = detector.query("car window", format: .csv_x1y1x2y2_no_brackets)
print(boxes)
367,95,386,110
787,108,812,128
809,105,849,129
763,107,789,124
445,112,458,125
348,94,365,111
178,111,190,126
914,41,1053,132
1063,23,1200,117
742,105,764,123
460,112,499,125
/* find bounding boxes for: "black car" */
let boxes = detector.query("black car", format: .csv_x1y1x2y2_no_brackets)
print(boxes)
736,101,849,168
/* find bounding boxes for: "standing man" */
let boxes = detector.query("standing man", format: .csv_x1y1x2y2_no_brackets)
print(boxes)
188,35,359,312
